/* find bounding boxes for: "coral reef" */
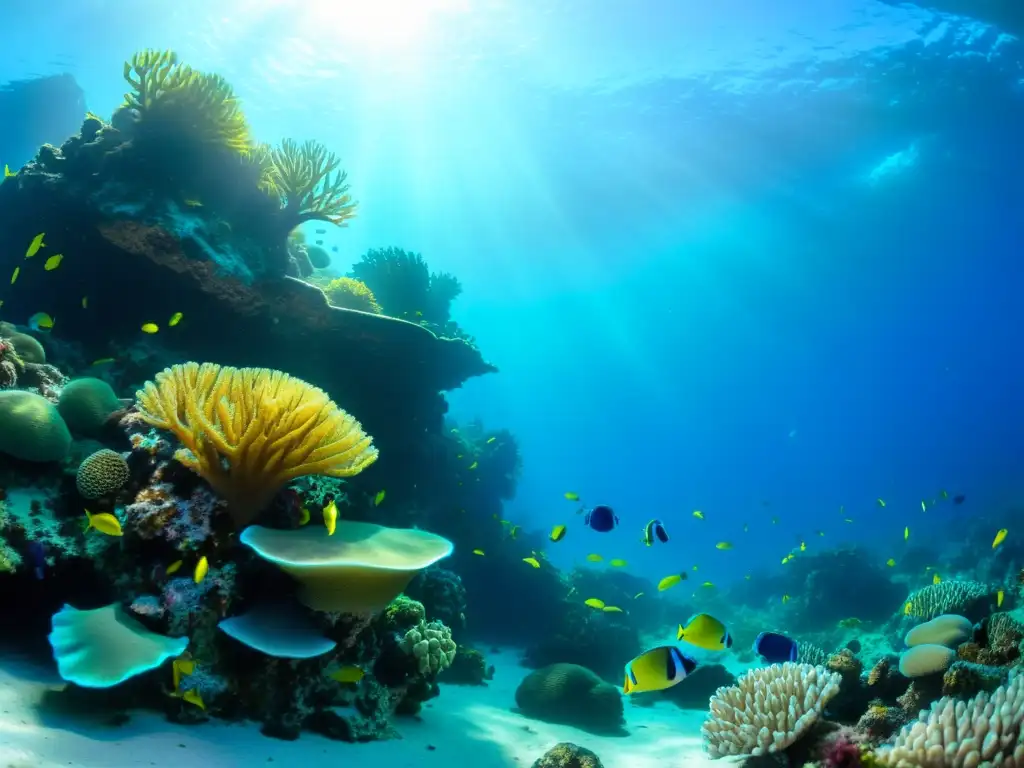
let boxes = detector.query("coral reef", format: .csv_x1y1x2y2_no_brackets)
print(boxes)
322,277,381,314
405,567,467,633
902,580,996,622
532,743,604,768
439,647,493,686
398,619,457,675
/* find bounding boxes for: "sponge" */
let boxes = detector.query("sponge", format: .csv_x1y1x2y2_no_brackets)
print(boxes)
57,378,123,437
0,390,71,461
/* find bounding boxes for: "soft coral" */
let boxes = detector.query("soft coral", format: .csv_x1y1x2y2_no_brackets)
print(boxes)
822,729,867,768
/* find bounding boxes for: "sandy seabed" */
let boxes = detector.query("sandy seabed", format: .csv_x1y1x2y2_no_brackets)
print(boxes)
0,648,718,768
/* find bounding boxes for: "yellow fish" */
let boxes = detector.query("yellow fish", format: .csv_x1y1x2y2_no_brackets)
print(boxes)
171,655,194,690
609,558,628,567
508,524,520,539
781,554,794,564
28,312,54,331
331,666,365,684
194,556,209,584
701,581,715,588
468,461,478,470
904,526,910,541
43,253,63,271
886,558,896,567
81,296,88,309
992,528,1008,549
298,506,311,525
179,689,205,710
183,199,203,208
323,500,338,535
677,613,731,651
85,510,122,537
602,606,623,613
933,573,941,585
141,322,159,334
486,436,496,444
549,524,566,542
782,594,790,604
374,490,386,506
472,549,485,556
91,357,116,366
522,557,540,568
586,553,603,562
584,598,605,609
877,498,886,507
715,542,733,550
633,592,644,599
692,510,704,520
657,573,685,591
24,233,45,258
168,312,183,327
997,589,1004,608
10,266,19,285
691,565,698,571
166,560,183,576
3,164,15,177
904,601,913,616
799,541,807,552
622,645,696,695
564,492,580,501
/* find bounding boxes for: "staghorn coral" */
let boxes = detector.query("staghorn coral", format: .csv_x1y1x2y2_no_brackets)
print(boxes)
76,449,130,499
268,139,357,228
134,362,378,528
398,619,457,675
323,277,381,314
902,580,994,622
874,672,1024,766
701,662,842,758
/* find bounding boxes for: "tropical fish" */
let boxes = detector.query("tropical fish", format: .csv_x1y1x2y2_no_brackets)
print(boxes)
886,558,896,567
844,518,854,523
799,541,807,552
91,357,116,366
564,492,580,501
921,501,927,512
472,549,485,556
468,461,478,470
622,645,697,695
194,556,209,584
81,296,88,309
172,655,194,690
323,500,338,535
85,510,122,537
782,594,791,604
586,553,603,563
486,436,496,444
701,581,715,588
166,560,183,575
603,606,623,613
691,565,698,571
331,666,365,683
657,573,685,591
3,164,15,177
584,598,605,610
43,253,63,271
781,554,794,564
837,617,862,628
298,506,311,525
877,499,886,507
904,601,913,616
141,323,159,334
374,490,386,506
992,529,1008,549
677,613,732,651
815,531,825,537
692,510,704,520
549,524,566,542
584,505,618,532
508,524,520,539
932,573,941,585
715,542,733,551
168,312,183,327
940,490,949,499
904,526,910,541
997,589,1005,608
28,312,54,332
522,557,540,568
183,199,203,208
633,592,644,599
609,558,628,567
753,631,798,663
10,266,19,285
641,519,669,546
176,689,205,710
24,233,45,258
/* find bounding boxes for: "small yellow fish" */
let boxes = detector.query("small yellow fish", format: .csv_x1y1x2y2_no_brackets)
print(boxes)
657,573,684,591
180,689,205,710
168,311,183,327
171,655,194,690
141,322,159,334
586,553,603,562
602,606,623,613
194,556,209,584
323,500,338,535
91,357,116,366
904,601,913,616
43,253,63,271
564,492,580,501
933,573,941,585
715,542,733,550
331,666,365,684
904,526,910,541
584,598,605,609
28,312,54,331
886,558,896,567
81,296,88,309
166,560,183,575
633,592,644,599
522,556,540,568
24,233,45,258
782,594,790,604
486,436,496,444
992,528,1008,549
3,164,15,177
701,581,715,588
877,498,886,507
468,461,478,470
10,266,19,285
374,490,386,506
921,501,927,512
508,524,520,539
549,524,566,542
85,510,123,537
692,510,704,520
298,506,311,525
472,549,485,556
782,554,794,564
691,565,698,571
609,558,628,567
997,589,1004,608
183,199,203,208
799,541,807,552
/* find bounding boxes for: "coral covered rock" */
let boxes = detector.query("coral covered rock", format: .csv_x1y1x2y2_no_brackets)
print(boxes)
398,619,456,675
515,663,624,734
532,743,604,768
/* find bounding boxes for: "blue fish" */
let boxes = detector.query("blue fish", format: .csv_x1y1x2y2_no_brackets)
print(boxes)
753,631,798,663
26,541,46,580
584,505,619,533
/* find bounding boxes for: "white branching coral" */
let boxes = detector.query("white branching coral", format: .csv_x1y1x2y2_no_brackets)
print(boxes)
874,672,1024,767
398,619,457,675
701,662,842,758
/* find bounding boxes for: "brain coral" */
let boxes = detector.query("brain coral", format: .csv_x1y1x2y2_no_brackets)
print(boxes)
58,377,122,437
76,449,130,499
0,390,72,462
515,663,624,734
875,672,1024,766
701,662,842,758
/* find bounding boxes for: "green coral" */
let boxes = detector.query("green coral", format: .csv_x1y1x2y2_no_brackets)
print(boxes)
267,139,357,228
385,595,426,630
398,619,457,675
122,49,252,154
323,277,381,314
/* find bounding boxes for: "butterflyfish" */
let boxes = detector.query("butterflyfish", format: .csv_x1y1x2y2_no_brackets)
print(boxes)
549,524,566,542
657,573,685,591
323,500,338,535
28,312,54,332
141,323,159,334
622,645,697,695
584,598,605,610
24,233,45,258
715,542,733,550
586,553,603,563
692,510,704,520
43,253,63,271
472,549,485,556
641,519,668,546
374,490,386,506
194,556,209,584
522,556,540,568
609,558,628,567
677,613,732,651
168,312,183,327
753,631,798,663
85,510,122,537
992,528,1008,549
331,666,365,683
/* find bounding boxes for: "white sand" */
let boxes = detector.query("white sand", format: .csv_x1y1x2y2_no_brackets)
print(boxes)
0,648,717,768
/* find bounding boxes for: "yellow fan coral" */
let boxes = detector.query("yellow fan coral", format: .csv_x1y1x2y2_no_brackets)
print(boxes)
268,138,358,227
323,277,382,314
134,363,378,528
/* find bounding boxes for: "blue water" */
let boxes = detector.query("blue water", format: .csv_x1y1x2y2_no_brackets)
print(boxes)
2,0,1021,589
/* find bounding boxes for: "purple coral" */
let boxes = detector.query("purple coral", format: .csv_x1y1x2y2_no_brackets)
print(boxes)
822,729,867,768
124,481,220,548
162,564,235,634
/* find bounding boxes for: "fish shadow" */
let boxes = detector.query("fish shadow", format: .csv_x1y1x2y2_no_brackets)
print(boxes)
510,706,630,737
35,685,135,738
